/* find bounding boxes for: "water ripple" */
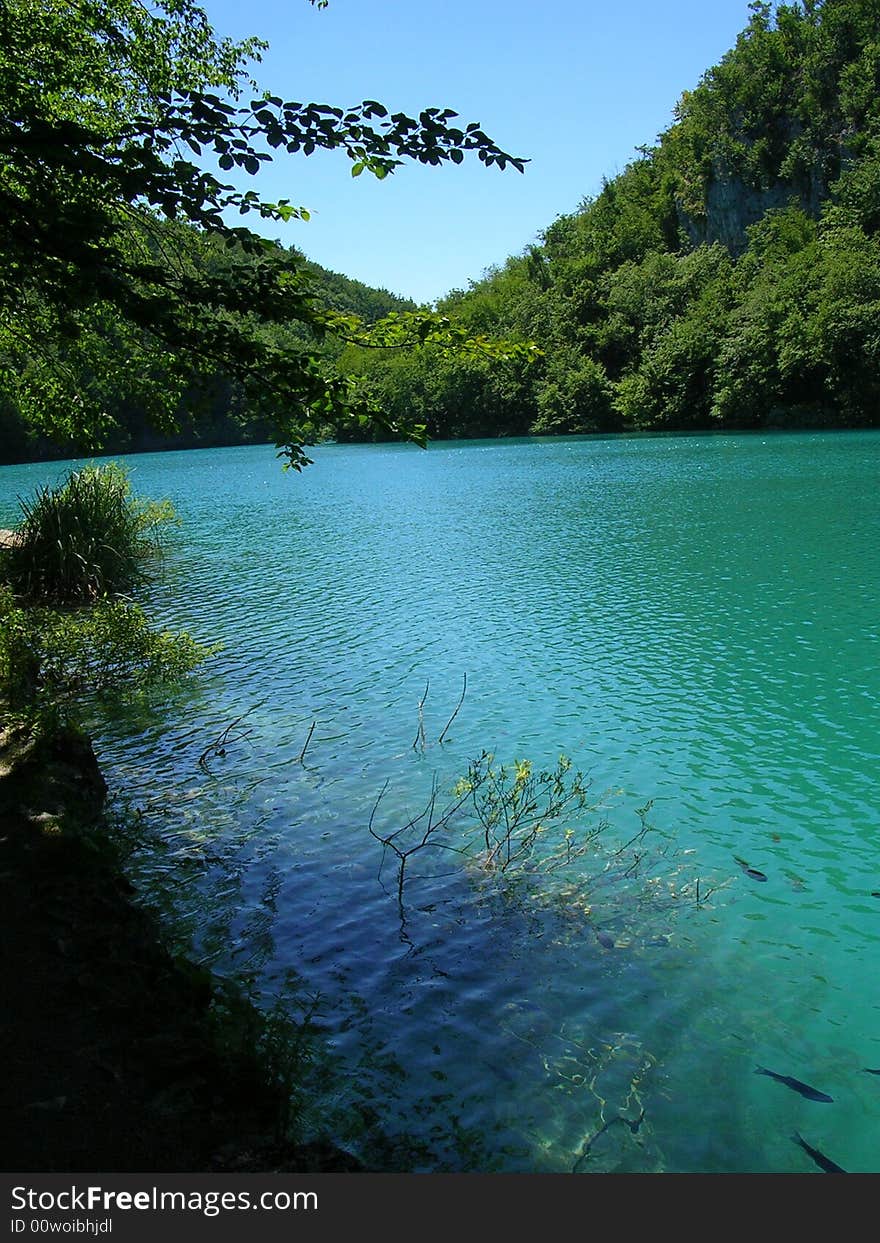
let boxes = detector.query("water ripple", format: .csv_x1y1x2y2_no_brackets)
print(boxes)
3,431,880,1170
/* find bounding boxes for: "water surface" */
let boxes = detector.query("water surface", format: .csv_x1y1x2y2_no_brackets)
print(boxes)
3,431,878,1172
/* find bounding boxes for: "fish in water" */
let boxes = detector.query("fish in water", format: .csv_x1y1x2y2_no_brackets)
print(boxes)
595,929,616,950
792,1132,846,1174
755,1065,833,1102
862,1067,880,1075
734,855,768,883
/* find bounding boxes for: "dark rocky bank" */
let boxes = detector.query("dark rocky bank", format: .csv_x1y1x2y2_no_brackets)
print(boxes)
0,723,362,1173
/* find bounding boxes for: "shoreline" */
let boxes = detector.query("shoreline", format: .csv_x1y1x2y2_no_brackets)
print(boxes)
2,419,880,471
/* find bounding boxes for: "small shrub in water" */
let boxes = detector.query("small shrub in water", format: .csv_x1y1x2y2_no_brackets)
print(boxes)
0,593,215,727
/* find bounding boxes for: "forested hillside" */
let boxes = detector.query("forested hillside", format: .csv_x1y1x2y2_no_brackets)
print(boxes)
6,0,878,463
342,0,880,440
0,246,415,463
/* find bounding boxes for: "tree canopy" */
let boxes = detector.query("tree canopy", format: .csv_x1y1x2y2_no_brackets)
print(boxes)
338,0,880,440
0,0,534,467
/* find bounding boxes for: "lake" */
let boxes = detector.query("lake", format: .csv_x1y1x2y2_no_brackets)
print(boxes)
3,430,879,1172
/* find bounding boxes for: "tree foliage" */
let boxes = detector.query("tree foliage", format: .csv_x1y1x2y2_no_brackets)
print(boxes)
347,0,880,439
0,586,212,724
0,0,531,466
6,1,879,454
0,464,213,729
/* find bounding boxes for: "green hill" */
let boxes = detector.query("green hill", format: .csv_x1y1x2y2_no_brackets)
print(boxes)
0,248,415,464
341,0,880,439
6,1,878,462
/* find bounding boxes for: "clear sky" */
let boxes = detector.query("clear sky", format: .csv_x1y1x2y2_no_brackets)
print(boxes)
199,0,755,304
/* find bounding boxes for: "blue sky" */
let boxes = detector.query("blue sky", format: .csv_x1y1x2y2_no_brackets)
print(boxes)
201,0,755,304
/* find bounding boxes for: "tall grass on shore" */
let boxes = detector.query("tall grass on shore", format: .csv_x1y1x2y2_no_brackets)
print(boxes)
0,465,210,729
4,464,177,604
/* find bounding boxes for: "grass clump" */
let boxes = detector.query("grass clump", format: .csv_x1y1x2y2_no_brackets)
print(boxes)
0,466,211,732
4,463,177,603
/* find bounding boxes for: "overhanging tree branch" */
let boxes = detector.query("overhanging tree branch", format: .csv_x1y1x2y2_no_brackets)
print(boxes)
0,0,533,465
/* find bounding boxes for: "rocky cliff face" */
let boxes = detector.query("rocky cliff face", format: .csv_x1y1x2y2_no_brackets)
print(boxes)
679,156,829,253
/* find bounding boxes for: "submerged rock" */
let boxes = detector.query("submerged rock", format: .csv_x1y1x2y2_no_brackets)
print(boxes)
0,723,107,827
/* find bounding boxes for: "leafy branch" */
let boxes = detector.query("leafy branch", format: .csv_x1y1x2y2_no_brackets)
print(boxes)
367,752,605,913
0,0,530,465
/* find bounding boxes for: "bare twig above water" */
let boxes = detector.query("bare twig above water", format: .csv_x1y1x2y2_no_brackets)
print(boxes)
438,672,467,744
296,720,316,764
197,700,265,772
412,680,429,752
692,876,730,906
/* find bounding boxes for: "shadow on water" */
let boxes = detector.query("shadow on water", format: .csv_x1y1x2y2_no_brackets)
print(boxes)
105,715,770,1172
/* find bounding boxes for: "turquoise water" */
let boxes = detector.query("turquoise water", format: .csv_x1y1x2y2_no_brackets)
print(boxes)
3,431,879,1172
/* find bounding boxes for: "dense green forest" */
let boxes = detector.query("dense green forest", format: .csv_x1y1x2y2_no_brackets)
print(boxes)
2,0,529,468
0,248,415,462
343,0,880,440
3,0,880,464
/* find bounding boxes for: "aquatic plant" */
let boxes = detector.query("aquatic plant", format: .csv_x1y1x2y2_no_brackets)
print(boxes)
369,752,605,906
412,673,468,752
210,972,327,1146
259,988,325,1144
